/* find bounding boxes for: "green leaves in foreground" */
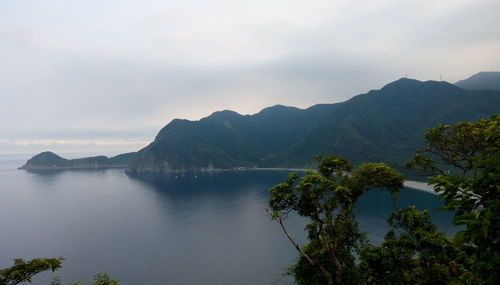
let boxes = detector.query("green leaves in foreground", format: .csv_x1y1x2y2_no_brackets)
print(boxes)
0,257,63,285
360,207,467,284
408,114,500,283
269,155,404,285
51,273,119,285
0,257,119,285
272,114,499,284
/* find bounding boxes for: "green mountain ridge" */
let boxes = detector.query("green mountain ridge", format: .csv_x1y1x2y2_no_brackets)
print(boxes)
454,71,500,90
126,77,500,175
273,78,499,169
20,75,500,174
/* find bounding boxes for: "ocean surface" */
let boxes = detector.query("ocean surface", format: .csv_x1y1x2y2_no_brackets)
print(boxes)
0,155,456,284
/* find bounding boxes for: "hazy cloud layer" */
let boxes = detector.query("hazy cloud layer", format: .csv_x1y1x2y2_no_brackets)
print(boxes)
1,0,499,154
0,138,149,156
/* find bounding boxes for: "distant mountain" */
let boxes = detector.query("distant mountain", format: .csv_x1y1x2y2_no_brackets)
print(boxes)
126,78,500,175
455,71,500,90
19,151,136,170
21,76,500,174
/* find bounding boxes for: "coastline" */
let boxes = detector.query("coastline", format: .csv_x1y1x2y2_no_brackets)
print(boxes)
403,180,436,194
250,169,437,195
18,163,436,194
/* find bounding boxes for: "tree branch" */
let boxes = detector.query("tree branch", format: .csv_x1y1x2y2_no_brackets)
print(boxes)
266,208,334,284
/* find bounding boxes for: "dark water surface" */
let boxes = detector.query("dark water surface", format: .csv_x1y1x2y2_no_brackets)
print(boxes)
0,157,456,284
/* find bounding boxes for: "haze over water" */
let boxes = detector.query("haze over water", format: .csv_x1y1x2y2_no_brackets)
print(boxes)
0,156,456,284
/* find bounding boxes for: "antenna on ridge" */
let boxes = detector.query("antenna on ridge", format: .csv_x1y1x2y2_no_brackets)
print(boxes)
405,72,408,78
440,74,442,81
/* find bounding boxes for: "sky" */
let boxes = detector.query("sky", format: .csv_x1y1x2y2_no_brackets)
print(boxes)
1,0,499,155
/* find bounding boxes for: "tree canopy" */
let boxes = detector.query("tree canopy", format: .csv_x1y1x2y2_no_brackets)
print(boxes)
408,114,500,283
0,258,119,285
360,206,466,284
270,114,499,284
0,257,63,285
268,155,404,284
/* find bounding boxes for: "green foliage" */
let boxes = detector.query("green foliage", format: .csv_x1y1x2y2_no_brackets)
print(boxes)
272,115,499,284
288,213,367,285
408,114,500,283
51,273,119,285
360,206,466,284
0,257,119,285
90,273,119,285
0,257,63,285
50,276,61,285
269,155,403,284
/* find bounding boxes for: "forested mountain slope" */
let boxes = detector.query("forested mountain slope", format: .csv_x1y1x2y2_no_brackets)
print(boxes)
127,78,500,174
455,71,500,90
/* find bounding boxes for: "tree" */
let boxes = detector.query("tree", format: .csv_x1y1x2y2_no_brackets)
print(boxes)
268,155,403,285
90,273,119,285
0,257,119,285
0,257,63,285
407,114,500,283
270,116,499,284
52,273,119,285
360,206,467,284
286,212,365,285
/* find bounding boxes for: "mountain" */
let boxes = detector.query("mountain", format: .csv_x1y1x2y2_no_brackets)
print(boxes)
454,71,500,90
126,104,339,173
265,79,499,169
21,75,500,174
19,151,136,170
126,78,500,175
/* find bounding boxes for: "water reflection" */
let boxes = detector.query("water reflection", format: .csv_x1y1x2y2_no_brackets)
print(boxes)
1,165,457,285
126,170,291,197
127,170,457,243
123,170,304,285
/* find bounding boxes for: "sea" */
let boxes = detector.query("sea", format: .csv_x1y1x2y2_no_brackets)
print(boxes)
0,154,456,284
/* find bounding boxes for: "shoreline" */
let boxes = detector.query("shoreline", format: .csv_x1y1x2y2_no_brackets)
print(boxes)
403,180,436,194
18,164,436,194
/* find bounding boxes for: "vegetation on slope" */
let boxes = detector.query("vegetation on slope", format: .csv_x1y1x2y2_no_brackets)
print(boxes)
127,78,500,174
455,71,500,91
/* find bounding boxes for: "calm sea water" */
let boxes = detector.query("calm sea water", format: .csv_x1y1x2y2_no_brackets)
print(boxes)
0,156,456,284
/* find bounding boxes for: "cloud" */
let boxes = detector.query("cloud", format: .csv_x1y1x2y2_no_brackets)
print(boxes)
0,0,499,154
0,138,149,156
0,138,150,147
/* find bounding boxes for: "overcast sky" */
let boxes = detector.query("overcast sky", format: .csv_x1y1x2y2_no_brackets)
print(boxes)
1,0,499,155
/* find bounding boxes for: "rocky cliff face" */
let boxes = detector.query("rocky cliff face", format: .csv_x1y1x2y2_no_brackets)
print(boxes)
126,151,176,174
